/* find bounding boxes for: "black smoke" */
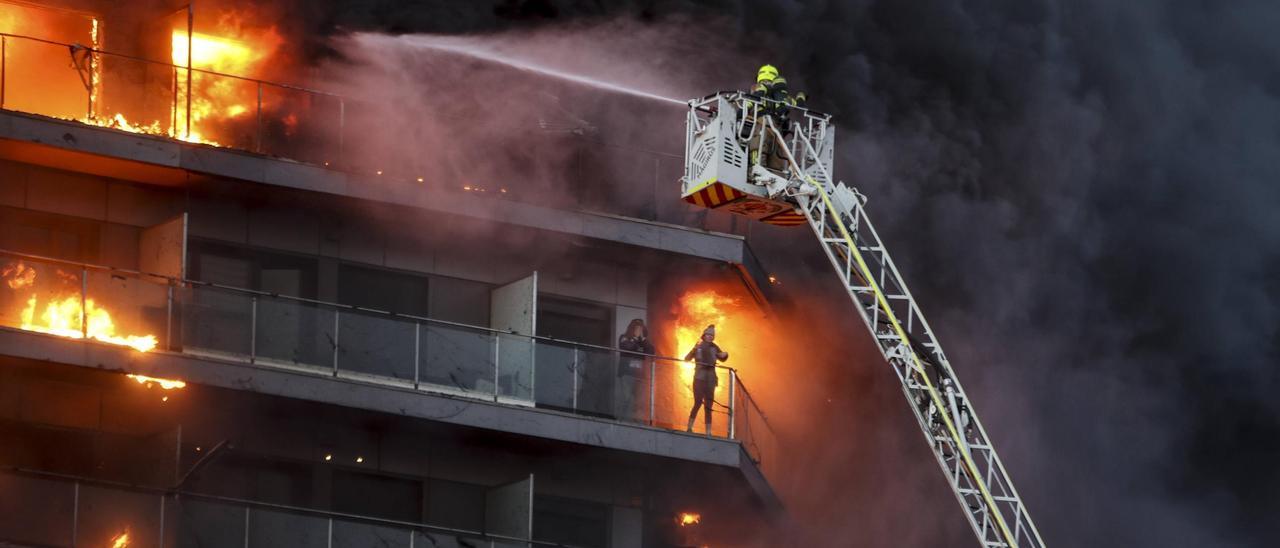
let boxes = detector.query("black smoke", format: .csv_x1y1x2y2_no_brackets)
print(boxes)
283,1,1280,546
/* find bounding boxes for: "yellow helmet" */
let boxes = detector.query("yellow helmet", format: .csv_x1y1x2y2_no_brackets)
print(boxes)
757,64,779,83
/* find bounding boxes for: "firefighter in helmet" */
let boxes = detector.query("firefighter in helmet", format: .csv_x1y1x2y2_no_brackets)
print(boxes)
749,65,807,171
684,324,728,436
751,64,807,114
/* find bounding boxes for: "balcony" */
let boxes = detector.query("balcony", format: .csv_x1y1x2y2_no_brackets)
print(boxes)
0,30,756,236
0,249,778,481
0,468,556,548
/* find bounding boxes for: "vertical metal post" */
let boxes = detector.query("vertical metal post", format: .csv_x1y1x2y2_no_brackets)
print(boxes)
249,296,257,363
86,47,94,120
492,335,501,402
166,284,175,351
728,370,737,440
243,507,250,548
326,518,333,548
649,358,657,426
158,493,166,548
337,98,345,165
185,5,193,140
71,482,80,547
255,81,263,152
571,348,579,411
1,35,6,109
332,310,340,376
412,322,420,389
80,268,88,339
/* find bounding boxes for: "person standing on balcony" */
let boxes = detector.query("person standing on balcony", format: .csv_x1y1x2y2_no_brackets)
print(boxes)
617,318,655,422
684,325,728,436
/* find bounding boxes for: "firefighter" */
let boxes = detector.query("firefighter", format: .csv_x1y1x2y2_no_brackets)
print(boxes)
684,325,728,436
750,64,807,171
617,318,655,421
751,64,807,115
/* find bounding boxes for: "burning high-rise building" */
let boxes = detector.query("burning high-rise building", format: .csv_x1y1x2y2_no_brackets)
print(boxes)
0,1,784,546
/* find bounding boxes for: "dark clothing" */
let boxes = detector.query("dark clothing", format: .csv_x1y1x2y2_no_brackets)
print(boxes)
618,333,655,378
616,321,654,421
751,77,806,113
685,340,728,431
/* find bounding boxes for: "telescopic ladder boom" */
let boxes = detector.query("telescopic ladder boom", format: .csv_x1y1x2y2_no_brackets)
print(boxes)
681,93,1045,548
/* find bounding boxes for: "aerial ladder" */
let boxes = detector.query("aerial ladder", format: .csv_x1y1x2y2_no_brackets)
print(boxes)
681,92,1046,548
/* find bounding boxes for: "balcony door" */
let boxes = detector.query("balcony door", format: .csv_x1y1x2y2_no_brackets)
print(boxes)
490,272,536,403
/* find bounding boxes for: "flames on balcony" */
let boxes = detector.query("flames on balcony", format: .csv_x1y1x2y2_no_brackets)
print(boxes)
0,1,284,148
1,261,157,352
668,285,769,426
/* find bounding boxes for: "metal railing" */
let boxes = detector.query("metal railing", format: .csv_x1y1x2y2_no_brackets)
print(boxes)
0,249,776,469
0,31,346,165
0,468,576,548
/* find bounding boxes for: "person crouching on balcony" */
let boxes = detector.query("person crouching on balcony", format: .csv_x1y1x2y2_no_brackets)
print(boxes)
684,325,728,436
617,318,655,421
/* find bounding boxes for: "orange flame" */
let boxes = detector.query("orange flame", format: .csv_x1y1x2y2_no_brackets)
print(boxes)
110,531,130,548
678,512,701,526
1,261,36,289
672,290,741,400
127,374,186,390
5,261,158,352
170,14,282,146
20,295,158,352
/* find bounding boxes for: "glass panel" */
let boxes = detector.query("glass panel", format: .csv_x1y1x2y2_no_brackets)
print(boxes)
247,507,328,548
174,499,244,548
177,70,259,150
735,384,779,478
85,269,167,352
92,52,177,140
2,37,88,120
652,358,696,433
180,285,251,358
497,332,533,402
0,472,75,547
337,310,415,384
75,485,163,548
614,350,652,425
532,341,575,410
0,256,81,336
413,530,469,548
574,346,616,419
259,84,343,165
332,519,411,548
419,323,494,397
255,297,334,371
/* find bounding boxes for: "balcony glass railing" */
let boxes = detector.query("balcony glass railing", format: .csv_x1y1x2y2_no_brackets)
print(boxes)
0,469,570,548
0,249,777,472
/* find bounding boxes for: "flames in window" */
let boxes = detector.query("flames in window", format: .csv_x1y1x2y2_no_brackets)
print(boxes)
0,1,284,148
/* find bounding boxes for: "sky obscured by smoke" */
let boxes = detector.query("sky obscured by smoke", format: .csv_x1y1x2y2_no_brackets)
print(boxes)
291,1,1280,545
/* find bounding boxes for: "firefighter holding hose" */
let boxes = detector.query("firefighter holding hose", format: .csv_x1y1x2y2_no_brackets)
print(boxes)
684,325,728,436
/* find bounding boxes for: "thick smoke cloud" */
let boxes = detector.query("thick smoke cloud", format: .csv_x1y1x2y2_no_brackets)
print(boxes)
292,1,1280,546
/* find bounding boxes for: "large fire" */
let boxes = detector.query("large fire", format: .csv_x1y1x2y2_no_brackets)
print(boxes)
667,286,769,431
0,1,283,148
171,16,283,145
2,261,157,352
